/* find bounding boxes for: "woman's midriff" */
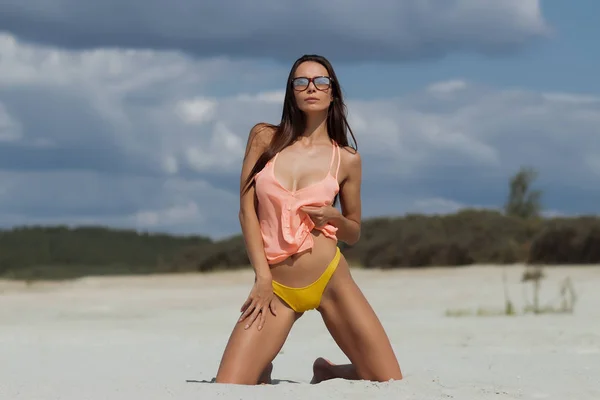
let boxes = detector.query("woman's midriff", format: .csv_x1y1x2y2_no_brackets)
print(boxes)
268,230,339,288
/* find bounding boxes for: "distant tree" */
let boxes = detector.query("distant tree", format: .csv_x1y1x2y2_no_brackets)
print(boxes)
504,166,543,219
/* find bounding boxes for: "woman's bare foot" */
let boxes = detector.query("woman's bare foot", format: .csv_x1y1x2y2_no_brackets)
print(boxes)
310,357,336,384
311,357,361,383
258,362,273,385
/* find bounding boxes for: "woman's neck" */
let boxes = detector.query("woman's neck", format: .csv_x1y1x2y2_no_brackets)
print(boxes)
300,111,329,143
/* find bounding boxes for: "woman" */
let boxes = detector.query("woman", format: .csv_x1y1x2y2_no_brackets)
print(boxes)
215,54,403,385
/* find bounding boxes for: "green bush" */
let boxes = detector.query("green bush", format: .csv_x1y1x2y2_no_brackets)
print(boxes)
1,211,598,281
528,217,600,264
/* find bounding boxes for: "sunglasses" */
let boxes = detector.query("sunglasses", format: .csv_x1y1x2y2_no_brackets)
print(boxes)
291,76,333,91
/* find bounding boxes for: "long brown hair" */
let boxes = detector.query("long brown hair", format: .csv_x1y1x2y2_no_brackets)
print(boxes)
242,54,358,194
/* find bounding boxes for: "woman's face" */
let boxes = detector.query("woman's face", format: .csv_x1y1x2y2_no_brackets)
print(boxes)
291,61,333,114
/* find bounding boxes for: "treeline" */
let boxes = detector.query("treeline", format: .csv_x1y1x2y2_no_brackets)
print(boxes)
0,225,211,280
1,166,598,281
343,210,600,268
0,209,599,281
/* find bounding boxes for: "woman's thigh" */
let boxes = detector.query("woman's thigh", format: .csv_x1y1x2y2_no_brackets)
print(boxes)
317,256,403,382
215,294,301,385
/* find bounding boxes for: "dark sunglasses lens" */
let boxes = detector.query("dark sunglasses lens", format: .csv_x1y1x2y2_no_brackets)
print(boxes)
314,77,331,89
293,78,309,89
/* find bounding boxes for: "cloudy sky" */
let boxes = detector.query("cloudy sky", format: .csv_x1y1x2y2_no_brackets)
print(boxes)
0,0,598,239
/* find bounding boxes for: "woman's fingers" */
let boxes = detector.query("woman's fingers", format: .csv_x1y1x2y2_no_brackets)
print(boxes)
239,299,255,322
257,307,265,331
240,294,276,329
240,296,251,313
245,303,262,329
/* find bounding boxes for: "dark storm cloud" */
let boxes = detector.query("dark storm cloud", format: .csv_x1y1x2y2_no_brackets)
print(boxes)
0,0,549,62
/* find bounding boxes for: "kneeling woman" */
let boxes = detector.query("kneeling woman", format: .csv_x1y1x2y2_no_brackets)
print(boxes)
215,54,403,385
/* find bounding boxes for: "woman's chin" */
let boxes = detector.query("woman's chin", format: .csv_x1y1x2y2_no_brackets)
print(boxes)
299,104,329,114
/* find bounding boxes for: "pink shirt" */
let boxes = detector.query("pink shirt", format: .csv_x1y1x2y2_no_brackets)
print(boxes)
254,141,341,264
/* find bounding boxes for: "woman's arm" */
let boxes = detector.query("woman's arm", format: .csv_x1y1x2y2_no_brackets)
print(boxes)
237,123,278,330
329,149,362,245
238,123,274,281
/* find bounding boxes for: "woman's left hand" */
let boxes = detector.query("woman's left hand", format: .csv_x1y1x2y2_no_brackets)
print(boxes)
300,205,340,228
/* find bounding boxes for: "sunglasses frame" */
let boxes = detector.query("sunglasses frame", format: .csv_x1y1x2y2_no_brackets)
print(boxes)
291,76,333,91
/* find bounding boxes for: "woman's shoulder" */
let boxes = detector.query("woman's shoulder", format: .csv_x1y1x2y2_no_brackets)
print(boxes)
246,122,277,150
339,144,362,169
250,121,277,134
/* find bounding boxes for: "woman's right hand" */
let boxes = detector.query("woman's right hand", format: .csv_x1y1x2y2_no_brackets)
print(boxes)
239,276,277,331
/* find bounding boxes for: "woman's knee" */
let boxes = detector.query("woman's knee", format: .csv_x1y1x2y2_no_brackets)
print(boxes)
215,305,297,383
363,368,403,382
215,371,258,385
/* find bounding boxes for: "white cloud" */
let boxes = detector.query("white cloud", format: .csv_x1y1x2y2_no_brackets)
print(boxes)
235,91,286,104
541,93,600,105
181,122,247,173
161,155,179,175
427,80,468,95
134,201,202,228
176,98,217,125
0,33,598,237
0,32,281,177
585,154,600,177
0,0,549,62
0,103,22,142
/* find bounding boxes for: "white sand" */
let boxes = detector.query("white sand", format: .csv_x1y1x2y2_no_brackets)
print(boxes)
1,264,599,399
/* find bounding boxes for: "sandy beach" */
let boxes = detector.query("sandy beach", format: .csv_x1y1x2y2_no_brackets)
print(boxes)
1,264,598,399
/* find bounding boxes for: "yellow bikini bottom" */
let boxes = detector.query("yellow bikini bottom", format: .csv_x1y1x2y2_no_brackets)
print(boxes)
271,247,341,313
